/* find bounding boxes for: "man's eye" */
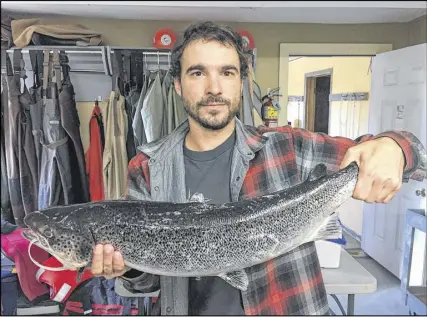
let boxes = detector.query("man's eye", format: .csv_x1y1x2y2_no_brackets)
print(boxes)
192,71,202,76
223,71,233,76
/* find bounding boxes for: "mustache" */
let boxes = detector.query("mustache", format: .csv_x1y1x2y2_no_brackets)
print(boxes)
197,96,231,107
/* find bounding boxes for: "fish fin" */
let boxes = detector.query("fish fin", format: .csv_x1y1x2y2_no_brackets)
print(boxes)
189,192,211,203
218,270,249,291
307,164,328,182
308,215,342,242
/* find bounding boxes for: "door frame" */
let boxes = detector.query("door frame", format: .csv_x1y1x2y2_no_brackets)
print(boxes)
304,68,333,133
278,43,393,127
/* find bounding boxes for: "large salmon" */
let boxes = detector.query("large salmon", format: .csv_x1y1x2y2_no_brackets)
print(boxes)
22,162,359,290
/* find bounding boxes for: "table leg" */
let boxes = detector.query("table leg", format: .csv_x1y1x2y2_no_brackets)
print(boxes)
347,294,355,315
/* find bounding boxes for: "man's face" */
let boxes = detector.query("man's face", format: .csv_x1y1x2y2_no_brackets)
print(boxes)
174,40,243,130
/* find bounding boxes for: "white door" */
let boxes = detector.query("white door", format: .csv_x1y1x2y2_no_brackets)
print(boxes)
361,43,427,279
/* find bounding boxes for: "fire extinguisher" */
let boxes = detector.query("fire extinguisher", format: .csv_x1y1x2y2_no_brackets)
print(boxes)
261,87,282,127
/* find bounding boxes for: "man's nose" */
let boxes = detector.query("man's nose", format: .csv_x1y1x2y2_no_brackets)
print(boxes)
205,75,222,95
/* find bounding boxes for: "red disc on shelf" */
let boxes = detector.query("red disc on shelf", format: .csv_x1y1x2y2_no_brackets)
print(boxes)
237,30,255,49
153,29,177,49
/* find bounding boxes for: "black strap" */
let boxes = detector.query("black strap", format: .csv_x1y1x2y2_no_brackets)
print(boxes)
59,50,70,82
36,51,44,85
12,50,21,76
123,51,131,96
42,50,51,102
29,50,40,87
112,50,124,96
131,52,143,90
1,50,12,76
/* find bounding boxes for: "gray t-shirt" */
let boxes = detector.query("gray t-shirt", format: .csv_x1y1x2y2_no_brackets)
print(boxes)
183,131,245,315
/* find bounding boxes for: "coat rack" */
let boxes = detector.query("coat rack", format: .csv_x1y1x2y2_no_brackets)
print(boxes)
4,45,110,75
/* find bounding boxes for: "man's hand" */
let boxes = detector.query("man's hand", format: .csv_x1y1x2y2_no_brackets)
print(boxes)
340,137,405,204
91,244,128,279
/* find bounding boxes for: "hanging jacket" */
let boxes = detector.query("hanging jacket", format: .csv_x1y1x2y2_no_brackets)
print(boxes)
102,91,128,200
85,104,105,201
141,71,164,143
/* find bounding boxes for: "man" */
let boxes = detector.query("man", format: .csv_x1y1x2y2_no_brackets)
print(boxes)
90,21,425,315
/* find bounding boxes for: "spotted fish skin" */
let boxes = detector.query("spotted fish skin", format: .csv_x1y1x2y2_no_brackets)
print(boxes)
23,162,359,278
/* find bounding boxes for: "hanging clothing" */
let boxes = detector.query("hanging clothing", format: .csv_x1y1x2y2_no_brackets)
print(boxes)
160,71,173,138
18,84,39,216
132,69,153,147
141,71,164,143
3,51,31,226
85,104,104,201
28,50,44,185
55,51,90,204
1,84,13,223
38,50,74,209
102,91,128,200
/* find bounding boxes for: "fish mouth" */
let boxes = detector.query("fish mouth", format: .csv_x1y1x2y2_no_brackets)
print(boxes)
21,229,83,270
22,228,52,252
22,228,37,241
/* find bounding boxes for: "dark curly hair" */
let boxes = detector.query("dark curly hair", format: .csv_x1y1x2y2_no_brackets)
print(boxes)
170,21,249,80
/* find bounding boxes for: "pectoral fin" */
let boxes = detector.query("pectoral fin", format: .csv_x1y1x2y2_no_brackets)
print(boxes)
218,270,249,291
307,164,328,182
76,262,92,283
308,215,342,242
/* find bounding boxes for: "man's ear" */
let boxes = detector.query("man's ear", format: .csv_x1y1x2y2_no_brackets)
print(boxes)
174,78,182,97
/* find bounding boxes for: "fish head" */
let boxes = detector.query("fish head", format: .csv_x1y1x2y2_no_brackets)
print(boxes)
23,211,94,270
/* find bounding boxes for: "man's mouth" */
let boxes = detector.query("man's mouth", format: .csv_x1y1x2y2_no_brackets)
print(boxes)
204,103,226,107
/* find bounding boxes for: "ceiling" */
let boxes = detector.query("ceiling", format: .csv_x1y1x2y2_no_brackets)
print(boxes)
2,1,426,24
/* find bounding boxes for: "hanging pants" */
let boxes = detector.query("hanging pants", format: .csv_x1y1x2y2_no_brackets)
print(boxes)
3,52,28,226
19,85,39,214
38,50,74,209
28,85,43,184
1,80,13,223
28,50,45,184
57,53,90,203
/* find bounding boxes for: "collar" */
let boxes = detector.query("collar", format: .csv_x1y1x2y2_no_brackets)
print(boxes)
136,117,269,161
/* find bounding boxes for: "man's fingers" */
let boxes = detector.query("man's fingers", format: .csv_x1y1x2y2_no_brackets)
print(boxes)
340,147,360,170
366,179,384,203
383,190,398,204
91,244,104,276
352,160,374,201
103,244,114,275
112,251,125,273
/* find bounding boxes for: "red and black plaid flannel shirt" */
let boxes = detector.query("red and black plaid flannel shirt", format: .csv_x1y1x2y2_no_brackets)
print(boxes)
125,118,425,315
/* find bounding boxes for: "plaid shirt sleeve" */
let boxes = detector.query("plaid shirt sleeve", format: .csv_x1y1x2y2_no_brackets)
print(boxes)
259,125,426,183
125,152,152,200
117,152,161,294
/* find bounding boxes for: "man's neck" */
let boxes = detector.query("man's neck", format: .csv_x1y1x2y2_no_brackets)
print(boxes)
185,118,236,152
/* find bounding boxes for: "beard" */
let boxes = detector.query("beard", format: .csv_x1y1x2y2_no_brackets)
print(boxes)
182,94,241,131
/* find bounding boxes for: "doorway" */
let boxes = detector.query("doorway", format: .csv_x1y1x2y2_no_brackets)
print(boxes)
304,69,332,133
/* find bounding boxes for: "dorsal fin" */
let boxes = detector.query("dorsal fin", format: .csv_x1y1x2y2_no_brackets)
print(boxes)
307,164,327,182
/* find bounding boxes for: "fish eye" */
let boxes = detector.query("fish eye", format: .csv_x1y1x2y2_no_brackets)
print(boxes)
44,229,53,238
